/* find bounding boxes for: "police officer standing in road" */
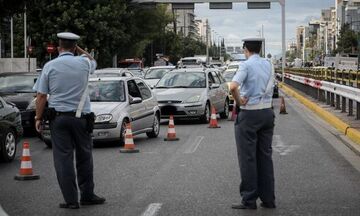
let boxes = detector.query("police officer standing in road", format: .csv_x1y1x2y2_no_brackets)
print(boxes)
34,32,105,209
230,38,276,210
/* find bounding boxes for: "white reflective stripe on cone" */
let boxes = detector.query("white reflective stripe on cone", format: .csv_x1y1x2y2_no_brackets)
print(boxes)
20,161,32,169
169,120,174,125
125,139,134,145
22,149,30,156
126,129,132,134
168,128,176,133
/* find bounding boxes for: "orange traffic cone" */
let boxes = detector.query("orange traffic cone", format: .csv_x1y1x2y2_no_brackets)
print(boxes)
14,141,40,180
208,106,221,128
228,101,237,121
279,96,288,114
164,115,179,141
120,123,139,153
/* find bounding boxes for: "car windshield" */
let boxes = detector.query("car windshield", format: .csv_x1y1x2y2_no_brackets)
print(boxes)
89,80,125,102
182,59,200,66
0,75,37,92
128,69,143,77
156,72,206,88
145,68,171,79
227,65,239,70
119,62,141,69
223,71,236,82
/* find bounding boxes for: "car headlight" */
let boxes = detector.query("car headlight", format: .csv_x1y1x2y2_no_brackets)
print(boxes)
186,95,201,103
95,114,113,123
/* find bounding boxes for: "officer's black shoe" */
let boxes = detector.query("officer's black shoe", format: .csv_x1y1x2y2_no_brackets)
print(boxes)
260,202,276,209
80,194,106,205
231,203,257,210
59,202,80,209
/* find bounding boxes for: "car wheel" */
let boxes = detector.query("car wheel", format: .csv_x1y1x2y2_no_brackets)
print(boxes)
146,114,160,138
220,99,229,119
0,128,17,162
200,103,211,124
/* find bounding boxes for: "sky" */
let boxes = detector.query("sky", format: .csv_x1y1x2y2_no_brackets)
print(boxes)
194,0,334,56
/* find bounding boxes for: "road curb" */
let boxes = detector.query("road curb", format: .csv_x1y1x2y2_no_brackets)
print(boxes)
279,83,360,147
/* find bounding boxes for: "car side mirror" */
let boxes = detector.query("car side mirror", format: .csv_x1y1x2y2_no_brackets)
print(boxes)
210,83,220,89
130,97,142,104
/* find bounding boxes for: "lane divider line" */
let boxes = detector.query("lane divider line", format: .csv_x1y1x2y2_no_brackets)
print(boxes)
141,203,162,216
184,136,204,154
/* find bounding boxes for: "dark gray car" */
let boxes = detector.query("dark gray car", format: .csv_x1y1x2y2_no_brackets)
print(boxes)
0,97,23,162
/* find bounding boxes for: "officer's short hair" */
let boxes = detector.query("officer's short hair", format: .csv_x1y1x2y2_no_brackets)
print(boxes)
243,41,262,54
59,39,76,50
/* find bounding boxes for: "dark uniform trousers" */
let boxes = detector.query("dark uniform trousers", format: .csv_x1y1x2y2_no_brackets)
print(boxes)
50,115,94,203
234,108,275,205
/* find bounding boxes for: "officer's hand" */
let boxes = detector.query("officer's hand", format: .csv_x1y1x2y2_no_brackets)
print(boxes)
35,120,43,133
239,97,248,106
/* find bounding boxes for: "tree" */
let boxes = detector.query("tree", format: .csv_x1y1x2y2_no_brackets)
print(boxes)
0,0,26,18
23,0,173,67
336,23,358,54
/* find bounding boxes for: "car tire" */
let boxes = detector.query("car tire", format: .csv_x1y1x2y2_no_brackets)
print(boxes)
220,99,229,119
146,114,160,138
200,103,211,124
0,128,17,162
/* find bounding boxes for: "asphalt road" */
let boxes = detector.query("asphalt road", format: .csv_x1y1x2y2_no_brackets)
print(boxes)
1,95,360,216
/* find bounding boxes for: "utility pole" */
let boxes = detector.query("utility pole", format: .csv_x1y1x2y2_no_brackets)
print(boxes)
206,20,209,65
24,5,27,58
11,17,14,72
302,27,306,63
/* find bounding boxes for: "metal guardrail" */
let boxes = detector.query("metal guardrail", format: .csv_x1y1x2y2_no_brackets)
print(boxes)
277,68,360,120
283,68,360,86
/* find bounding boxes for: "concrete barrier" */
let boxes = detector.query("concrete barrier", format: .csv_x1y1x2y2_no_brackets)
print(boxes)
0,58,37,72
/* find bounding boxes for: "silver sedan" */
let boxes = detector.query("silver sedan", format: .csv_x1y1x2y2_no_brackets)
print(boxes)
153,68,229,123
42,76,160,147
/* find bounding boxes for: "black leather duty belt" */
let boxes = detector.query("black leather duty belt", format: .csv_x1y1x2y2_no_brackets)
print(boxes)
56,112,86,118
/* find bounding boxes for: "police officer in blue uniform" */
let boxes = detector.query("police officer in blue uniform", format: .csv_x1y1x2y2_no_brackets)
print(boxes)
230,38,276,210
34,32,105,209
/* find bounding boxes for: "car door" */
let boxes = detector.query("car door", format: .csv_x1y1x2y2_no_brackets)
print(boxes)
127,80,146,132
214,71,229,108
207,72,218,109
211,71,224,111
135,79,154,129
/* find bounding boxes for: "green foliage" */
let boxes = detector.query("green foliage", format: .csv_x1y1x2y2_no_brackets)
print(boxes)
0,0,26,18
2,1,210,67
336,23,358,54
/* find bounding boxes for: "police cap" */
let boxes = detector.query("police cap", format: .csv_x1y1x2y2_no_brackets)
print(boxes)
57,32,80,41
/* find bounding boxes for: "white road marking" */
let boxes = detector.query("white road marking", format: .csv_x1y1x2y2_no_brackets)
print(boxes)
141,203,162,216
184,136,204,154
273,135,299,156
0,205,9,216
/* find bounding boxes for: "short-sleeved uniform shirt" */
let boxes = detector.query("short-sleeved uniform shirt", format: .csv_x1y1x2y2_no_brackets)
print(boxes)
232,54,273,108
33,52,96,113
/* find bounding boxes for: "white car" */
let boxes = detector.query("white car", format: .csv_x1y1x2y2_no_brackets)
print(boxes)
42,76,161,147
143,66,175,88
92,68,134,77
